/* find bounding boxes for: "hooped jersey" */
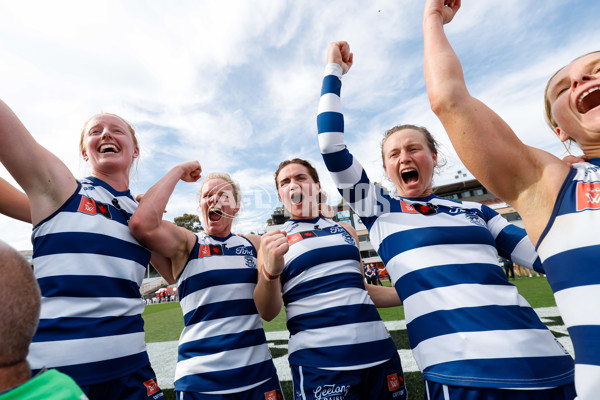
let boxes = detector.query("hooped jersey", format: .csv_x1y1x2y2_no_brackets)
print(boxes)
317,64,575,389
537,159,600,400
174,232,277,394
281,217,398,369
29,177,151,386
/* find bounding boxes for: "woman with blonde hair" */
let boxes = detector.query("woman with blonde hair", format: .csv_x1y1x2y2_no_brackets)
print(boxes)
0,104,165,399
129,161,283,399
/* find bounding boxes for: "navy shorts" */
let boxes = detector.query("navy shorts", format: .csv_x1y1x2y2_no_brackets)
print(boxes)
79,363,163,400
424,380,576,400
291,354,407,400
176,375,284,400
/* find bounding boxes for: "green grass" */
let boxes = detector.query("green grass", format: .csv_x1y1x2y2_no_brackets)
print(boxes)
512,275,556,308
143,276,556,340
143,302,183,342
143,275,558,399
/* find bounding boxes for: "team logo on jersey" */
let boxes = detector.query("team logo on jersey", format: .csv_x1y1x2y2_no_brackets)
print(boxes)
198,244,223,258
412,202,438,215
400,201,419,214
576,181,600,211
387,373,404,391
77,196,112,219
464,210,485,226
143,378,160,396
244,255,256,268
264,389,283,400
287,231,315,245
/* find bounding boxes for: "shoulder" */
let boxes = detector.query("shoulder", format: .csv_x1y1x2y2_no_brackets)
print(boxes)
338,221,357,235
240,233,261,250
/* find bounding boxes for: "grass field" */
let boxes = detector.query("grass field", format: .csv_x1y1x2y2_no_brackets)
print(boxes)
143,276,560,399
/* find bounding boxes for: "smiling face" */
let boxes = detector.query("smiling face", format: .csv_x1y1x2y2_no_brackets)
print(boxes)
200,177,239,237
80,114,139,174
382,128,437,198
545,51,600,154
276,163,321,220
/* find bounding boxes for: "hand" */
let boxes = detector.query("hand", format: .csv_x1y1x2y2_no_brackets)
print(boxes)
327,41,353,75
260,230,289,276
424,0,461,25
177,160,202,182
562,154,588,166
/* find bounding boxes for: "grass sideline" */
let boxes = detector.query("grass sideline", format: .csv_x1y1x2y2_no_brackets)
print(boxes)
143,276,557,399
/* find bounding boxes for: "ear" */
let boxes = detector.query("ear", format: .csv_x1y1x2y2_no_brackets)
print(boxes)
82,149,88,161
556,127,572,143
432,152,438,169
132,146,139,159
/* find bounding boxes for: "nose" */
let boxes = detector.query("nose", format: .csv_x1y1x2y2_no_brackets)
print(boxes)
99,128,114,140
399,150,411,164
572,73,594,89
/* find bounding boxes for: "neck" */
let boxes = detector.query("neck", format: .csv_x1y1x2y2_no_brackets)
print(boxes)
290,204,320,220
90,169,130,191
0,361,31,392
580,141,600,160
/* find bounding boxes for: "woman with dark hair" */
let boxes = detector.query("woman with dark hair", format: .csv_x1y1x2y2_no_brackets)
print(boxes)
254,158,407,400
317,40,575,399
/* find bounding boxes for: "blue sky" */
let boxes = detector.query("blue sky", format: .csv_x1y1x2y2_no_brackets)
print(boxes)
2,0,599,250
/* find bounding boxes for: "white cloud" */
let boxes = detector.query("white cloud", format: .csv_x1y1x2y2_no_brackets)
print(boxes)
1,0,599,250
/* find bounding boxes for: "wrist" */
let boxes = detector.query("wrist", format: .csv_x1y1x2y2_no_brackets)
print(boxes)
262,262,281,281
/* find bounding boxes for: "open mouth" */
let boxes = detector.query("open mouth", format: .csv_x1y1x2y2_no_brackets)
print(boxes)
99,144,119,153
291,193,304,205
577,86,600,114
208,209,223,221
401,168,419,185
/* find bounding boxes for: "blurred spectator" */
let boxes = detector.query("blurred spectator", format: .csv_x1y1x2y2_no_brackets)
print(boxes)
500,258,515,280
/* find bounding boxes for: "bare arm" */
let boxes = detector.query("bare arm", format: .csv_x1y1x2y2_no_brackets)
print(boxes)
0,101,77,225
253,230,288,321
129,161,201,279
366,284,402,308
0,177,31,223
422,0,568,241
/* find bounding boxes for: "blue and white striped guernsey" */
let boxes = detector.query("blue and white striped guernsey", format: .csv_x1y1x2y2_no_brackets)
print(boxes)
174,232,277,394
537,160,600,400
280,217,398,369
317,63,575,389
29,177,152,386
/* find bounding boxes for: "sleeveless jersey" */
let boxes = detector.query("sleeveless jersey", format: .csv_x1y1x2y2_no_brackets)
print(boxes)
537,159,600,400
28,177,151,386
174,232,277,394
281,217,398,369
317,64,575,389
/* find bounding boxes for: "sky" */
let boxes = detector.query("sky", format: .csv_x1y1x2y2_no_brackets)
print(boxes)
1,0,599,251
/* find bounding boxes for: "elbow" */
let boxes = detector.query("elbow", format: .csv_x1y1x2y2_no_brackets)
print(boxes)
427,82,470,119
260,313,276,322
257,306,279,322
128,214,153,243
428,91,456,118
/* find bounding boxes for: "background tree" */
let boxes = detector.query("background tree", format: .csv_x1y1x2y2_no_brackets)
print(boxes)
174,213,203,232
